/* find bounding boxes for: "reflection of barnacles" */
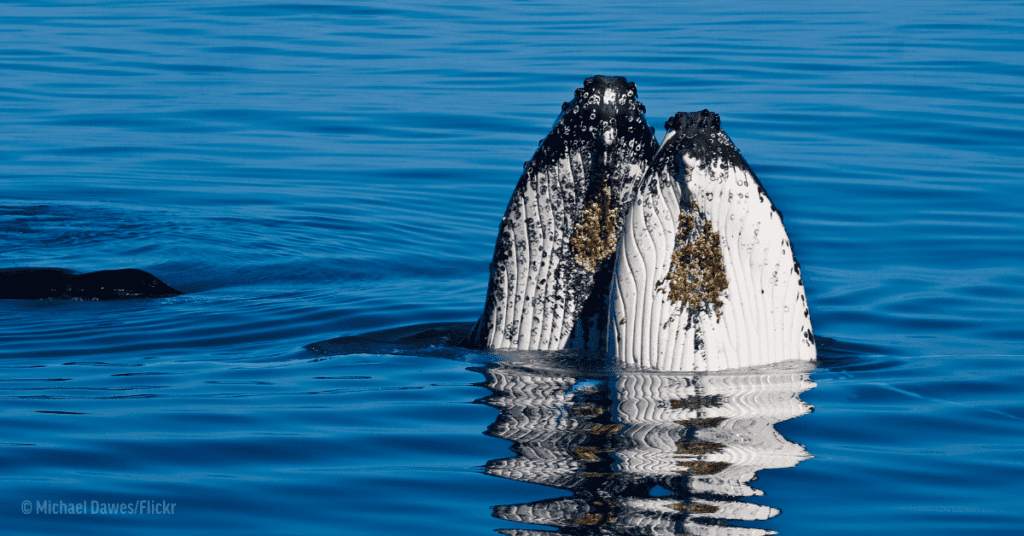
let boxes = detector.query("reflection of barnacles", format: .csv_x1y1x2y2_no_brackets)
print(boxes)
656,198,728,322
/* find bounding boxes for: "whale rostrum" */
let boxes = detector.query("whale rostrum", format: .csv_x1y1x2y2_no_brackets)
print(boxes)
466,78,815,371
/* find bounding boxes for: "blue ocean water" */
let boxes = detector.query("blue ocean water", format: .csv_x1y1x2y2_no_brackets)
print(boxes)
2,1,1023,534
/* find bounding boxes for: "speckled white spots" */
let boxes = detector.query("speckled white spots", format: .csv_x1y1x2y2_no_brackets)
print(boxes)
603,87,616,105
482,155,580,351
602,127,616,146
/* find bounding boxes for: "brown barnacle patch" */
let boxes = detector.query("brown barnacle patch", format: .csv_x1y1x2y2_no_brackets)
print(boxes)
572,513,605,526
670,395,721,409
572,501,618,526
570,184,618,273
580,472,619,479
675,440,724,456
676,460,730,475
571,498,619,526
572,405,605,417
669,503,719,514
579,423,624,436
573,446,608,462
655,202,728,322
674,417,724,428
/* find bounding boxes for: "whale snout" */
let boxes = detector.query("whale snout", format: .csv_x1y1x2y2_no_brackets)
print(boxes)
468,78,815,371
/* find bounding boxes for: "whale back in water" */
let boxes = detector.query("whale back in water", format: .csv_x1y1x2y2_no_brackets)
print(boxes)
610,110,815,370
464,76,659,351
0,268,182,300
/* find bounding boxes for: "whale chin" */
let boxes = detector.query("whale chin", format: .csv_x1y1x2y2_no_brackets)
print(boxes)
466,79,815,371
610,110,815,371
463,75,659,351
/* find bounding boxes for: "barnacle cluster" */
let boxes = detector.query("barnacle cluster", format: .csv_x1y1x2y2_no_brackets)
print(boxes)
570,184,618,273
657,199,729,322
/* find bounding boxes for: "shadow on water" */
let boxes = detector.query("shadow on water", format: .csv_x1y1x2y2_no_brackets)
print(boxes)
305,322,476,358
311,323,827,535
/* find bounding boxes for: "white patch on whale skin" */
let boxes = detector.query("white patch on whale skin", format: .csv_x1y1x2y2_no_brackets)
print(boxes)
602,126,616,146
611,117,815,371
603,87,616,105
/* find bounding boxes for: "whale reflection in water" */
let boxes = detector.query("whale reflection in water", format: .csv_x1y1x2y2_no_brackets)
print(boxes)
480,357,814,535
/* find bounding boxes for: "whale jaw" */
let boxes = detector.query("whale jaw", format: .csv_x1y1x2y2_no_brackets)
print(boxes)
464,76,658,351
465,79,816,371
610,110,816,371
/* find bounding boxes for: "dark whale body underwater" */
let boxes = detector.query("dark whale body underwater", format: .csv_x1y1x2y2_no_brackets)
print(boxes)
461,76,815,371
0,268,181,300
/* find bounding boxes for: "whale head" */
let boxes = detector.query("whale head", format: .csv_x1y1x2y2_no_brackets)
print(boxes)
465,76,659,351
611,110,815,371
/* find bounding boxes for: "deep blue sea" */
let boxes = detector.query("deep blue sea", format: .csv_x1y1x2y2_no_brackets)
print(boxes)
2,1,1023,534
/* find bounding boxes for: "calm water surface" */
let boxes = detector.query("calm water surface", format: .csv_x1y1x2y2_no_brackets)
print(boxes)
2,1,1023,534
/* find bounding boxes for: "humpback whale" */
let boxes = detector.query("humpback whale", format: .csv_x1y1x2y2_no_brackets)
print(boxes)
466,78,815,371
0,268,182,300
463,75,659,350
610,111,815,370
